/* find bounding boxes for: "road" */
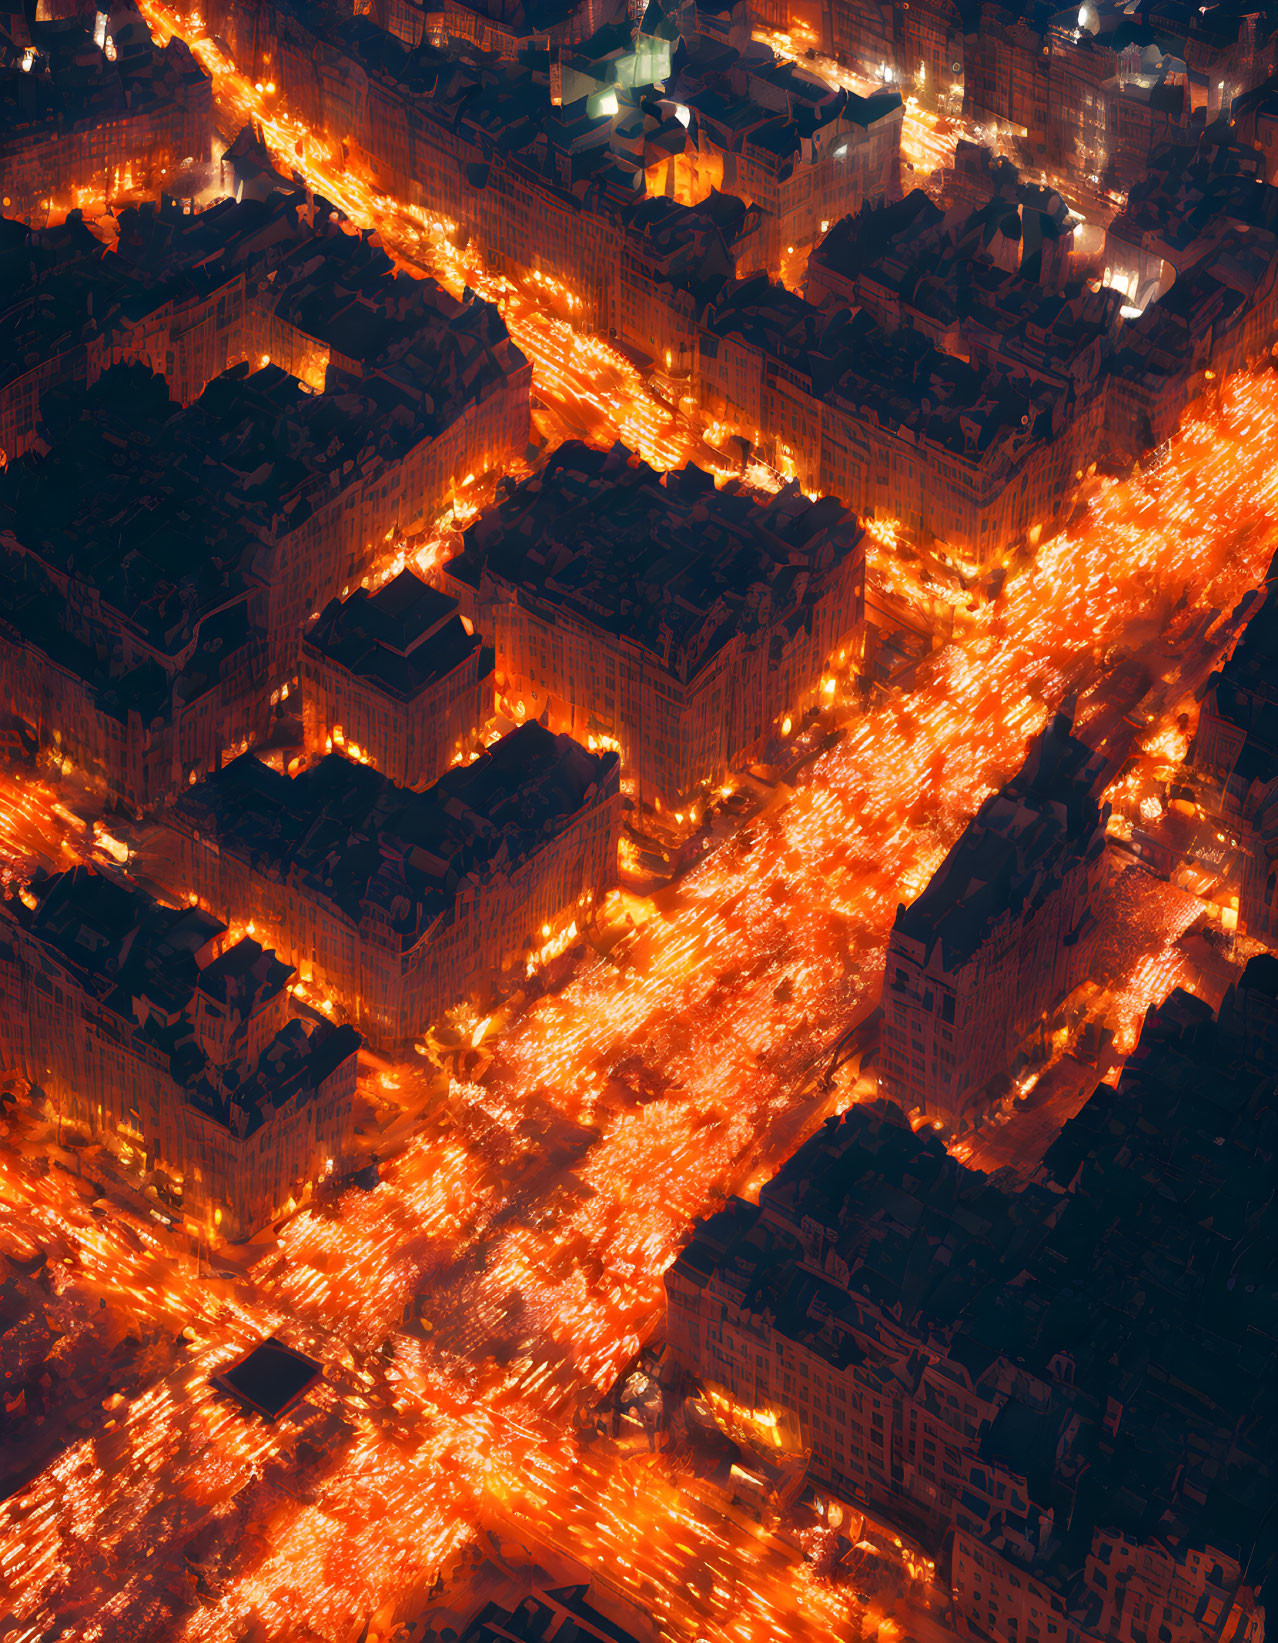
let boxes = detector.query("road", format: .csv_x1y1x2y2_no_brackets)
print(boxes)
0,11,1277,1640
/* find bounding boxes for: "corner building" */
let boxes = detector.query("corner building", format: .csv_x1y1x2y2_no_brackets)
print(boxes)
0,187,530,475
301,570,493,790
879,711,1109,1129
669,958,1278,1643
446,442,864,812
0,4,214,223
0,365,270,815
701,272,1099,566
660,35,903,271
0,867,358,1240
149,725,621,1045
0,244,527,811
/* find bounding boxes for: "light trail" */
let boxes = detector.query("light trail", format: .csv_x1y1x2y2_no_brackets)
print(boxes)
954,866,1208,1174
0,767,86,881
133,2,726,481
3,360,1273,1641
3,8,1278,1641
1098,878,1205,1056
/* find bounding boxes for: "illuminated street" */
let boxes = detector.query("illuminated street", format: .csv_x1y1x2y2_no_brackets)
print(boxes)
1,258,1277,1639
120,2,728,488
1,8,1277,1642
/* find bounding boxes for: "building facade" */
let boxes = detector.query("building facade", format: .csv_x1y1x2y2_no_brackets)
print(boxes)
879,711,1109,1129
147,724,621,1044
0,867,358,1240
613,191,762,378
757,0,1275,190
446,440,864,811
662,41,903,271
1105,141,1278,459
0,233,528,809
301,570,493,789
668,961,1278,1643
702,265,1106,563
199,0,898,327
0,5,214,223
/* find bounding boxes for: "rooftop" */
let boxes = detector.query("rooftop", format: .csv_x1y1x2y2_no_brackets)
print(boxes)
893,710,1109,970
0,1,209,153
212,1336,324,1420
808,188,946,289
673,953,1278,1600
622,189,760,306
1109,138,1278,255
462,1585,650,1643
3,866,359,1139
706,276,1050,466
197,938,293,1014
0,540,256,730
265,222,528,395
0,184,525,464
169,722,618,947
452,440,862,683
303,571,485,703
666,36,901,170
808,188,1115,395
0,365,252,663
0,188,323,483
0,264,523,659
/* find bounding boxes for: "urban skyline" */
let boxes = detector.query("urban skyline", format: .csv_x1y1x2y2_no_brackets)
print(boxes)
0,0,1275,1639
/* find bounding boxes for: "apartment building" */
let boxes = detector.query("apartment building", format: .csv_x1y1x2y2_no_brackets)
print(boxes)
199,0,897,320
703,275,1092,563
668,961,1277,1643
0,3,214,223
147,724,621,1044
0,249,527,808
0,866,359,1240
301,570,493,788
446,440,864,811
879,711,1109,1129
662,38,903,270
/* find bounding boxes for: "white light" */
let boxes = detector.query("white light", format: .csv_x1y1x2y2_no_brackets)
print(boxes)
598,90,618,116
675,102,690,127
21,47,35,71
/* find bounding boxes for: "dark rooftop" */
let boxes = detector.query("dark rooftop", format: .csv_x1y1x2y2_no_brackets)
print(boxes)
2,866,359,1140
0,2,209,159
673,952,1278,1605
213,1337,323,1420
303,571,484,703
706,275,1049,467
453,440,861,684
169,722,618,946
893,710,1109,970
